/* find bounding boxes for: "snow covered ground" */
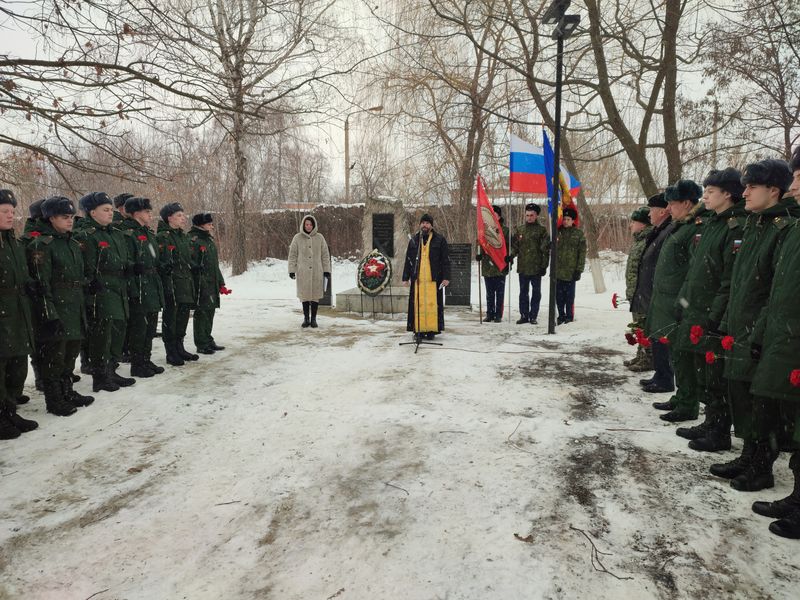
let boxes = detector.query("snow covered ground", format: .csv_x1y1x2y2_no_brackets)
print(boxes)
1,255,798,600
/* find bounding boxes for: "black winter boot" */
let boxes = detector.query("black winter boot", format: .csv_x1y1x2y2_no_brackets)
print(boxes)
92,367,121,393
165,343,185,366
0,407,21,440
62,375,94,407
301,302,310,328
310,302,319,328
710,440,756,479
32,358,44,392
652,400,675,411
769,508,800,539
16,394,30,405
130,355,156,378
110,367,136,387
730,441,778,492
6,401,38,433
177,338,199,361
44,380,77,416
70,372,81,383
676,416,712,440
146,357,165,374
753,452,800,518
688,417,732,452
516,316,529,325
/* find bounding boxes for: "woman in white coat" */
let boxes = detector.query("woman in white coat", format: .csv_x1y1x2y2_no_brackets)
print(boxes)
288,215,331,328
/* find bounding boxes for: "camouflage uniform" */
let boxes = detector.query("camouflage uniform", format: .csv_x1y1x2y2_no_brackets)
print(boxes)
510,220,550,322
625,222,653,369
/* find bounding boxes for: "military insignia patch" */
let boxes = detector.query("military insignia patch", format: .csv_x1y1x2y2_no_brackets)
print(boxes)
693,233,702,246
733,239,742,253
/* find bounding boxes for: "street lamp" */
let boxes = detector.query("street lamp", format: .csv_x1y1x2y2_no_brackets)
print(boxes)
542,1,580,335
344,104,384,203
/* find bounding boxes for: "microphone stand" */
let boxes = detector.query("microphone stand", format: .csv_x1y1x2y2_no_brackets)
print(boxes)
399,228,443,353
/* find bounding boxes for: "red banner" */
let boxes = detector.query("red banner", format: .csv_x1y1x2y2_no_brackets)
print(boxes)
476,175,507,272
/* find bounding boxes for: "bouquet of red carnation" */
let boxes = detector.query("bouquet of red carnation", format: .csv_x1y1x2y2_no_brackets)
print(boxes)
690,325,704,345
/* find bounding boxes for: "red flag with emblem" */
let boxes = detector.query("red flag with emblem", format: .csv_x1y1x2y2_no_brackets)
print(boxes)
476,175,507,271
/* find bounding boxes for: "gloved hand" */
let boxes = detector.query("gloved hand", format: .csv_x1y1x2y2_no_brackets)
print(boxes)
289,273,295,280
24,280,45,297
133,263,146,275
87,279,104,295
42,319,65,338
573,271,582,281
750,344,762,361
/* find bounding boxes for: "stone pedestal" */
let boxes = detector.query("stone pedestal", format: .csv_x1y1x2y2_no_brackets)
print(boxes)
335,285,409,314
362,197,409,286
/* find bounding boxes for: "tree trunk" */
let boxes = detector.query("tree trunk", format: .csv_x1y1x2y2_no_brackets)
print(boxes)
662,0,682,183
231,113,248,276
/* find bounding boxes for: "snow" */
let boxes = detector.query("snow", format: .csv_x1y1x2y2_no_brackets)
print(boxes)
1,255,798,599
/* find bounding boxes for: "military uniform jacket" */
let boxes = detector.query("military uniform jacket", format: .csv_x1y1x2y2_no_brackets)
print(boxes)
480,225,509,278
0,229,35,357
124,221,164,313
674,204,746,353
25,223,86,340
190,227,225,309
750,220,800,402
22,218,45,243
158,224,195,304
75,216,131,320
555,226,587,281
631,217,674,316
511,222,550,276
646,206,707,339
722,199,800,381
625,226,652,301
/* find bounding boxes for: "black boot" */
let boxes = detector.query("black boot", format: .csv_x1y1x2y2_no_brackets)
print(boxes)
165,343,185,366
688,417,732,452
16,394,30,405
146,357,165,375
110,366,136,387
6,401,38,433
209,342,225,351
177,338,199,361
310,302,319,328
301,302,310,328
516,315,528,325
660,408,698,423
753,452,800,518
730,441,778,492
0,407,21,440
676,416,712,440
652,400,675,411
62,375,94,408
32,358,44,392
710,440,756,479
130,355,156,378
44,380,77,416
92,366,121,393
197,346,215,355
769,509,800,539
70,372,81,383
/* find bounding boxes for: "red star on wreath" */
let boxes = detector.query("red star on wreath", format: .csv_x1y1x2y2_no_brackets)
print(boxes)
364,258,386,277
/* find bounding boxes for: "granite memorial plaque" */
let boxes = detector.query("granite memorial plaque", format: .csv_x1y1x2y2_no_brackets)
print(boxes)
372,213,395,257
445,243,471,306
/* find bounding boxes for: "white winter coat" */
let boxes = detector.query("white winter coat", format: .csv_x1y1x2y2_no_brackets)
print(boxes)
288,215,331,302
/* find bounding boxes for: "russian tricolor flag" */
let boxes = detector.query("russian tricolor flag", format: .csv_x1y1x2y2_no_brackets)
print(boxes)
509,132,581,197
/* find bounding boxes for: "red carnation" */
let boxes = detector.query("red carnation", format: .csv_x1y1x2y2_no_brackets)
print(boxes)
200,245,207,252
98,241,110,248
624,332,637,346
612,293,619,309
659,336,669,345
790,370,800,388
30,231,41,238
721,335,735,351
137,234,147,241
689,325,704,345
167,245,176,251
640,337,652,348
705,351,717,364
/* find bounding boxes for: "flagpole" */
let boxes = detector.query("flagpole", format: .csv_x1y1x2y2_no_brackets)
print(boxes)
548,34,564,336
478,257,483,324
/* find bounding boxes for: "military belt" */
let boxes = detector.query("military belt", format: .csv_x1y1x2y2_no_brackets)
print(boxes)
0,285,20,296
53,281,83,289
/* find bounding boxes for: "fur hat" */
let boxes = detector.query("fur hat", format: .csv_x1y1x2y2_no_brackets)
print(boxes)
420,213,434,225
160,202,184,222
630,206,651,225
562,207,578,220
703,168,744,201
114,193,133,209
79,191,112,214
124,196,152,214
741,159,793,194
41,196,76,219
525,203,542,214
29,199,45,219
192,212,213,226
0,189,18,207
647,193,667,208
665,179,703,203
789,147,800,173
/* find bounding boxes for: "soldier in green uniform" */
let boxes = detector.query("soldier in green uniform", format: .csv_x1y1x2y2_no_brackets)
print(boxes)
672,169,745,450
122,197,165,377
190,212,227,353
0,189,39,439
111,193,136,366
510,203,550,324
645,180,706,422
158,202,198,366
711,159,799,492
113,193,133,225
75,192,136,393
624,206,652,371
27,196,95,416
554,207,586,324
20,199,47,395
476,205,510,323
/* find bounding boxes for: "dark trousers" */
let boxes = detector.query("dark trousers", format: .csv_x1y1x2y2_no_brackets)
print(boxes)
728,378,780,443
162,297,191,346
110,317,127,362
555,279,576,321
694,352,729,423
86,316,115,372
651,339,674,388
671,348,700,415
37,338,81,387
518,274,542,319
0,355,27,410
484,276,505,319
128,310,159,360
193,307,216,349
